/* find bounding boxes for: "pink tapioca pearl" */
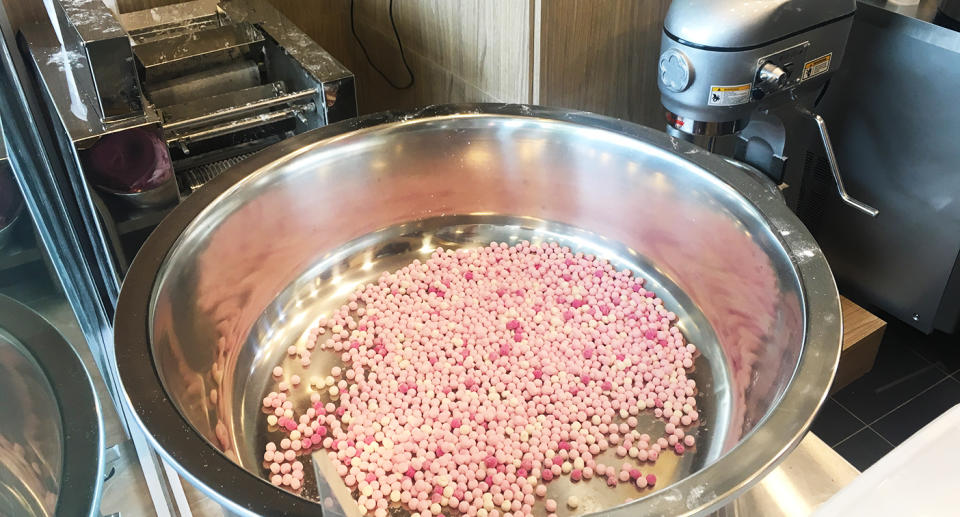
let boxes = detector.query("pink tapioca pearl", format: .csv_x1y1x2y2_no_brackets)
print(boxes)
261,242,699,508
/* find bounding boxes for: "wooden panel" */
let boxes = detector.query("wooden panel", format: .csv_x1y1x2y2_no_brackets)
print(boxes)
270,0,531,114
833,295,886,394
353,0,531,103
2,0,46,32
538,0,670,128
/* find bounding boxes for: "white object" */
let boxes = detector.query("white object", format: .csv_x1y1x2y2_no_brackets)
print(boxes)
815,403,960,516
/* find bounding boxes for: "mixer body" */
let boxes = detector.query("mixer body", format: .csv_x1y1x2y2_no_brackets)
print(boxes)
658,0,855,135
658,0,877,217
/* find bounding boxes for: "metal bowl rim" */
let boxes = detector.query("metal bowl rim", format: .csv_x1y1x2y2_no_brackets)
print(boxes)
0,294,104,517
114,103,841,516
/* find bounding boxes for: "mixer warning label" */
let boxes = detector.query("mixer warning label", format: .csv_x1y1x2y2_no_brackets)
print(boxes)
707,84,751,106
802,53,832,81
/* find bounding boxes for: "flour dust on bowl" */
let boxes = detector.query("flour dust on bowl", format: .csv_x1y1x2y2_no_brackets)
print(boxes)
115,105,841,516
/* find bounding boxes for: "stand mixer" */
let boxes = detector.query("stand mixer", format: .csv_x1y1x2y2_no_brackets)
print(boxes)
658,0,878,217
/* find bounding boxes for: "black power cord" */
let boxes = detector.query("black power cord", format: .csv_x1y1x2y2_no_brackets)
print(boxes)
350,0,416,90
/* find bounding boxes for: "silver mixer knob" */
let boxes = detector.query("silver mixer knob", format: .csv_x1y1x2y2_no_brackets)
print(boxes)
659,49,692,92
757,62,788,93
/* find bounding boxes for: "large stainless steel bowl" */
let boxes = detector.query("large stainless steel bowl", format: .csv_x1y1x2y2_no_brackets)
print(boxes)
0,295,103,516
115,105,841,516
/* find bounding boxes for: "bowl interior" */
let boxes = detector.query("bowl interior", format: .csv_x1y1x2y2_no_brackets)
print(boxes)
148,115,806,512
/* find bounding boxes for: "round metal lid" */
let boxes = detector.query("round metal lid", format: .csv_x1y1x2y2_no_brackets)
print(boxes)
0,295,103,517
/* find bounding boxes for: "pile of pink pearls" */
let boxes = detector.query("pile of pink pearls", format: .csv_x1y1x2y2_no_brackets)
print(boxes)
262,241,700,516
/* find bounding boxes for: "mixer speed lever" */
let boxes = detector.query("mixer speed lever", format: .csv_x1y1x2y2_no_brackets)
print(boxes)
798,108,879,217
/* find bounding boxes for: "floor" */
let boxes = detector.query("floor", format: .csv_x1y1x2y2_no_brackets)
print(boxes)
811,311,960,471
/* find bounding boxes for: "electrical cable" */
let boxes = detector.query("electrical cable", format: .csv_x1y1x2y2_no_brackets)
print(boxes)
350,0,415,90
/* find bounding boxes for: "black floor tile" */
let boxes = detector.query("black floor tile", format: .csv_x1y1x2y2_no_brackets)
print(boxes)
910,329,960,376
810,398,865,446
832,428,893,471
833,326,945,423
872,377,960,446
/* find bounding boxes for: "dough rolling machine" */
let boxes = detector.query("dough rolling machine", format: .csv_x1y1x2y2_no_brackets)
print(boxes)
18,0,356,268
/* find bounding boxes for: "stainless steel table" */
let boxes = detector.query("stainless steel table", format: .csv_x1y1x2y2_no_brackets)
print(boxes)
718,433,860,516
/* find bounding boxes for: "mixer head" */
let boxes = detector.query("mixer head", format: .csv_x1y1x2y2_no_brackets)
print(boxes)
658,0,856,137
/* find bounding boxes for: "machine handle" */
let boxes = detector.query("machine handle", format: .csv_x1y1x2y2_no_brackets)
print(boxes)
799,108,879,217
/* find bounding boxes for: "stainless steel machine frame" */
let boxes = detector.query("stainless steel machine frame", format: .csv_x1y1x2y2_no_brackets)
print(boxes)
19,0,357,275
115,104,842,516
